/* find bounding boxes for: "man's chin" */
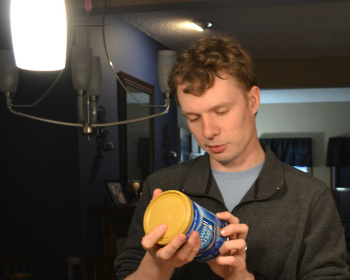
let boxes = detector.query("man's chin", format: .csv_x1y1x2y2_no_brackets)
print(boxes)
210,154,235,166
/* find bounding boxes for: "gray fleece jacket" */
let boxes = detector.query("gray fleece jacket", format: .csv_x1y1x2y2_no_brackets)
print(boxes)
115,144,350,279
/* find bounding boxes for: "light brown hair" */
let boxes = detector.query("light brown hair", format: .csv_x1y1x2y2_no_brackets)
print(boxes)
168,34,257,97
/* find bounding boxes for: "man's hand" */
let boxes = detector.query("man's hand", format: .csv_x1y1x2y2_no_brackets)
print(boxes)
142,223,201,269
127,189,201,280
208,212,254,280
142,188,201,268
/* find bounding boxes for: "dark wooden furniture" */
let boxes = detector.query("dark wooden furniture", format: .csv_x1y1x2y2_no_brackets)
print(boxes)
100,203,137,256
0,256,37,278
67,256,116,280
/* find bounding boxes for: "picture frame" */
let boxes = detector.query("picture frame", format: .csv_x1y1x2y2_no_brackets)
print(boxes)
105,180,127,205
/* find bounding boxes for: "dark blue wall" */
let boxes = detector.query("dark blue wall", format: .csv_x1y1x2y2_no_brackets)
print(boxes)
0,7,178,280
75,13,178,256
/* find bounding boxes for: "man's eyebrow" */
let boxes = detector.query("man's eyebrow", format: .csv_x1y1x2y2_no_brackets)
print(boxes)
182,111,199,117
182,103,231,116
211,103,231,110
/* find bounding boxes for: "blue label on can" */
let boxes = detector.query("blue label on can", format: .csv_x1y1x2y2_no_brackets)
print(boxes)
185,201,227,262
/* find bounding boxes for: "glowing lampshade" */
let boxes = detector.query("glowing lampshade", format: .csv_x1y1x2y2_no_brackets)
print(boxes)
10,0,67,71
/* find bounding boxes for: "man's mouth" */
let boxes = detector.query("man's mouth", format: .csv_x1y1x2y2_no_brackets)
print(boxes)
208,144,226,153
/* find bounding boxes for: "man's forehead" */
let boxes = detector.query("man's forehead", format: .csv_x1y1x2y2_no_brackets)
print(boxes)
177,75,242,94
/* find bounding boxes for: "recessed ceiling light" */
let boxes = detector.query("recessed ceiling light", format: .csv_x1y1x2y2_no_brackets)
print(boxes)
181,21,213,32
191,22,204,32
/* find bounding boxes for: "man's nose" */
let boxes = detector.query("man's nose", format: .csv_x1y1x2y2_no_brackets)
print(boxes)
202,117,219,139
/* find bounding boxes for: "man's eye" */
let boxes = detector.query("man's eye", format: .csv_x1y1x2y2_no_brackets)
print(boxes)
188,117,199,122
217,110,227,115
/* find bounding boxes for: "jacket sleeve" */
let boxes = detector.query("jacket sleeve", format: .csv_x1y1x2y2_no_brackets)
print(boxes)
298,187,350,279
114,180,153,280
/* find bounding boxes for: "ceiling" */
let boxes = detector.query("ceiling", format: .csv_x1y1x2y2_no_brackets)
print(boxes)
86,0,350,60
1,0,349,60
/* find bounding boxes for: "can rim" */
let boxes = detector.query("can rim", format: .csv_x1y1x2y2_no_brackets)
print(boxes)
143,190,193,245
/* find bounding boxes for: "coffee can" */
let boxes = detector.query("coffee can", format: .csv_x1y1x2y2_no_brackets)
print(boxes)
143,190,227,262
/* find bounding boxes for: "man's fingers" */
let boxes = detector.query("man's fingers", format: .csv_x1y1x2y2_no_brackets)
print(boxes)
175,231,201,261
152,188,163,200
156,234,187,260
142,224,168,250
221,223,249,240
216,211,240,224
219,238,247,256
156,232,200,265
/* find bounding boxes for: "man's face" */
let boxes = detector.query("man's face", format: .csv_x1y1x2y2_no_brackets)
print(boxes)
177,75,260,172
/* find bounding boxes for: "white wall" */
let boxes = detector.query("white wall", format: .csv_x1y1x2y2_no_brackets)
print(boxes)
257,100,350,186
177,88,350,186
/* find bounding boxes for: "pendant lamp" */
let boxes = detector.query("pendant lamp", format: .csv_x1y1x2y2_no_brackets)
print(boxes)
10,0,67,71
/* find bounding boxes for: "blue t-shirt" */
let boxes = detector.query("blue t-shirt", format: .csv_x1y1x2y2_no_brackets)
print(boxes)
212,161,264,212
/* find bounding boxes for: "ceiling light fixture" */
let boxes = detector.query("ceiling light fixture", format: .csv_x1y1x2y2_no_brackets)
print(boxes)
11,0,67,71
190,21,213,32
0,0,177,140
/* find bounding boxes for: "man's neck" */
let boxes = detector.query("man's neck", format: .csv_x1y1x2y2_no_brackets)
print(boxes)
210,141,265,172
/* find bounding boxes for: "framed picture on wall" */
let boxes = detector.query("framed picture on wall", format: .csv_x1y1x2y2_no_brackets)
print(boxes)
105,180,127,205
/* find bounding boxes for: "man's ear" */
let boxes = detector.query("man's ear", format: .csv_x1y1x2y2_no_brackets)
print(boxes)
248,86,260,114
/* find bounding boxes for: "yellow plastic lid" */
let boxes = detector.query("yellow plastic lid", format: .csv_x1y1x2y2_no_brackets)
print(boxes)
143,190,194,245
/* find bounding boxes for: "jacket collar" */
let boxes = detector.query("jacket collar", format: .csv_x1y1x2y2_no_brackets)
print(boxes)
181,143,285,203
181,154,224,202
242,143,285,203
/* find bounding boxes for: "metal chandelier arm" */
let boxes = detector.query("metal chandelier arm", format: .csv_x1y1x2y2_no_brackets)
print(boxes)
92,94,170,128
5,92,84,127
4,91,170,129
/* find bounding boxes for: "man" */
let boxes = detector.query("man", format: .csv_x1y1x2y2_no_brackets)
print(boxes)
115,35,350,279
